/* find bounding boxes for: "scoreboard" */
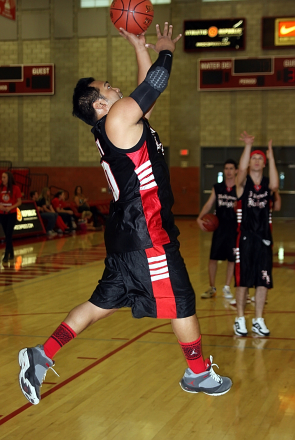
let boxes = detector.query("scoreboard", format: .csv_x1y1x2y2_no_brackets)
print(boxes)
199,56,295,91
0,64,54,96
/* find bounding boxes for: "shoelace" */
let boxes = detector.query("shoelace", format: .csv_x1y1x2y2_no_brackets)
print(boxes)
208,357,222,384
41,365,60,388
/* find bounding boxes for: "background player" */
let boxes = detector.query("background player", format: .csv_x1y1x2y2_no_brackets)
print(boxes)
18,23,232,405
197,160,238,299
234,131,279,337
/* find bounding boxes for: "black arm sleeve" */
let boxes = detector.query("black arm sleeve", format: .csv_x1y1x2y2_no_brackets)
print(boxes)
129,50,173,115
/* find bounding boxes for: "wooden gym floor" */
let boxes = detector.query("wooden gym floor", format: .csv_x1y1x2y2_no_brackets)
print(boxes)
0,218,295,440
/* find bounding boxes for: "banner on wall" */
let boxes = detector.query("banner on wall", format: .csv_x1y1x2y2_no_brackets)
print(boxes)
0,0,16,21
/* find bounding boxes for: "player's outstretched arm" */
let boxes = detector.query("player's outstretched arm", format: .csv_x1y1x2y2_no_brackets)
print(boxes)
267,139,279,191
236,131,254,197
197,189,216,231
106,22,181,148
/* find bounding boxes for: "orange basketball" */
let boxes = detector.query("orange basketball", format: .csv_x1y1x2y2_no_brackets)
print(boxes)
202,213,219,232
110,0,154,35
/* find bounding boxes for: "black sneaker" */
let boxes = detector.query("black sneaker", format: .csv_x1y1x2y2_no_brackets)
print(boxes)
18,345,59,405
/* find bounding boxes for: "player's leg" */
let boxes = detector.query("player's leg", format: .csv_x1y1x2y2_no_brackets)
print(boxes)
201,259,217,298
252,286,270,336
19,302,116,405
172,315,232,396
233,286,248,336
223,261,235,299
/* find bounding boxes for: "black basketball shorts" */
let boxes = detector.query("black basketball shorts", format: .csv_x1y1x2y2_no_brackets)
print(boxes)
235,232,273,288
210,226,236,262
89,241,196,319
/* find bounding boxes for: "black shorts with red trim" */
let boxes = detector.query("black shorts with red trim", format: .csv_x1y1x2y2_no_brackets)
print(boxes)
235,232,273,288
210,224,236,262
89,241,196,319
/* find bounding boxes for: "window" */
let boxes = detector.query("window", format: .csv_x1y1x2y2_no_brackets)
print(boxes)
217,172,223,183
81,0,170,7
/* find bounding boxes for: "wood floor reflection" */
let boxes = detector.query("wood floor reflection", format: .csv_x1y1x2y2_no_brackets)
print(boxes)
0,219,295,440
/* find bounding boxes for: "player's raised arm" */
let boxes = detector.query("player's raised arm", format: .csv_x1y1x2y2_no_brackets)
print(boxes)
119,29,155,119
236,131,254,197
105,22,181,143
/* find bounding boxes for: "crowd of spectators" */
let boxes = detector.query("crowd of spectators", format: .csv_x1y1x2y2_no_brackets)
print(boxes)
29,186,106,237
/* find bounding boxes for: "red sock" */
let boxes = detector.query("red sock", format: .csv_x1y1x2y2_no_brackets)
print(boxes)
43,322,76,360
179,336,206,374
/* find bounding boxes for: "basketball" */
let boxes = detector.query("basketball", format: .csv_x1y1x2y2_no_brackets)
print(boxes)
110,0,154,35
202,214,219,232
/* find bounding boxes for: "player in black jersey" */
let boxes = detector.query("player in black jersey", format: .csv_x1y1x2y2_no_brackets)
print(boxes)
197,160,238,299
233,131,279,338
18,22,232,405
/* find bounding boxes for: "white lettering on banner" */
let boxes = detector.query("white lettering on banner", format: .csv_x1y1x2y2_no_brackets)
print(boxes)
0,85,8,91
21,209,37,217
101,161,119,202
239,78,257,85
200,62,221,70
14,223,34,230
283,59,295,67
32,67,50,75
221,62,232,69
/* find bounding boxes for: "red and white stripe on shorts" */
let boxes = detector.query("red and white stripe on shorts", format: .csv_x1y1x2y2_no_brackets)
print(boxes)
145,245,177,319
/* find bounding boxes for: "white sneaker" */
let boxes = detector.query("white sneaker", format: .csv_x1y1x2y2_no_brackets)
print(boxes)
222,286,233,299
47,230,57,237
252,318,270,336
233,316,248,337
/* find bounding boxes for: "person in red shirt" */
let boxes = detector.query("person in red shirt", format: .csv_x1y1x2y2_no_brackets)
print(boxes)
51,191,76,230
0,171,22,262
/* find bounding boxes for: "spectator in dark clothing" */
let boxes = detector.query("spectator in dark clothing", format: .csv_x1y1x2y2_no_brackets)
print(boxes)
30,190,57,237
0,171,22,262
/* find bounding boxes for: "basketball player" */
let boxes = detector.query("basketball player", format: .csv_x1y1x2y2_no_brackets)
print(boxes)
197,160,238,299
18,23,232,405
233,131,279,337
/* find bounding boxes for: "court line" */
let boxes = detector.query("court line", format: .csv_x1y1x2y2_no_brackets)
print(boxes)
0,322,170,426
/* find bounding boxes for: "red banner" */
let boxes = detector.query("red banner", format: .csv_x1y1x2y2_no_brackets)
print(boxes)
0,0,16,21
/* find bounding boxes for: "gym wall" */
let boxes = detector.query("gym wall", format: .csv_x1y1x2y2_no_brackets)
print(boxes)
0,0,294,213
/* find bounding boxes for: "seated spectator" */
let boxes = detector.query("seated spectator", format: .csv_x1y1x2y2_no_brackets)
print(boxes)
38,187,70,234
51,191,77,230
74,186,106,229
30,190,58,237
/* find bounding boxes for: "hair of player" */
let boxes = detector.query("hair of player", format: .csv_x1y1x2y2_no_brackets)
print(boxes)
30,190,37,199
54,191,64,199
72,77,101,126
1,171,15,195
224,159,238,169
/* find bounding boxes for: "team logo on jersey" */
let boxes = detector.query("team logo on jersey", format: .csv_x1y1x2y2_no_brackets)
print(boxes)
2,193,10,202
261,270,270,284
226,186,232,192
149,127,164,155
254,185,261,191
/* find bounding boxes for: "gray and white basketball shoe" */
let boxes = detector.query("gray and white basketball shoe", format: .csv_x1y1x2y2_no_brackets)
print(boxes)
179,356,232,396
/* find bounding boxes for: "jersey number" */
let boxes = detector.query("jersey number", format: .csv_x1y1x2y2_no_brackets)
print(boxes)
101,161,120,202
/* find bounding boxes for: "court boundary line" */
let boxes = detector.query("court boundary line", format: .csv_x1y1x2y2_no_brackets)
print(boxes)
0,322,170,426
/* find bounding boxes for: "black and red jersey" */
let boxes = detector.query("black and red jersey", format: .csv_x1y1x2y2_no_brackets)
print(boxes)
91,117,179,254
236,175,272,240
213,182,237,227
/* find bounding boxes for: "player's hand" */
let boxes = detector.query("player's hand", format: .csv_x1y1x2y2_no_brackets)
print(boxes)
197,217,208,232
119,28,147,50
145,22,182,53
239,131,255,147
266,139,274,160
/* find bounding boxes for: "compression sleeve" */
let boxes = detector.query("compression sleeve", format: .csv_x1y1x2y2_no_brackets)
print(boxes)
129,50,173,115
